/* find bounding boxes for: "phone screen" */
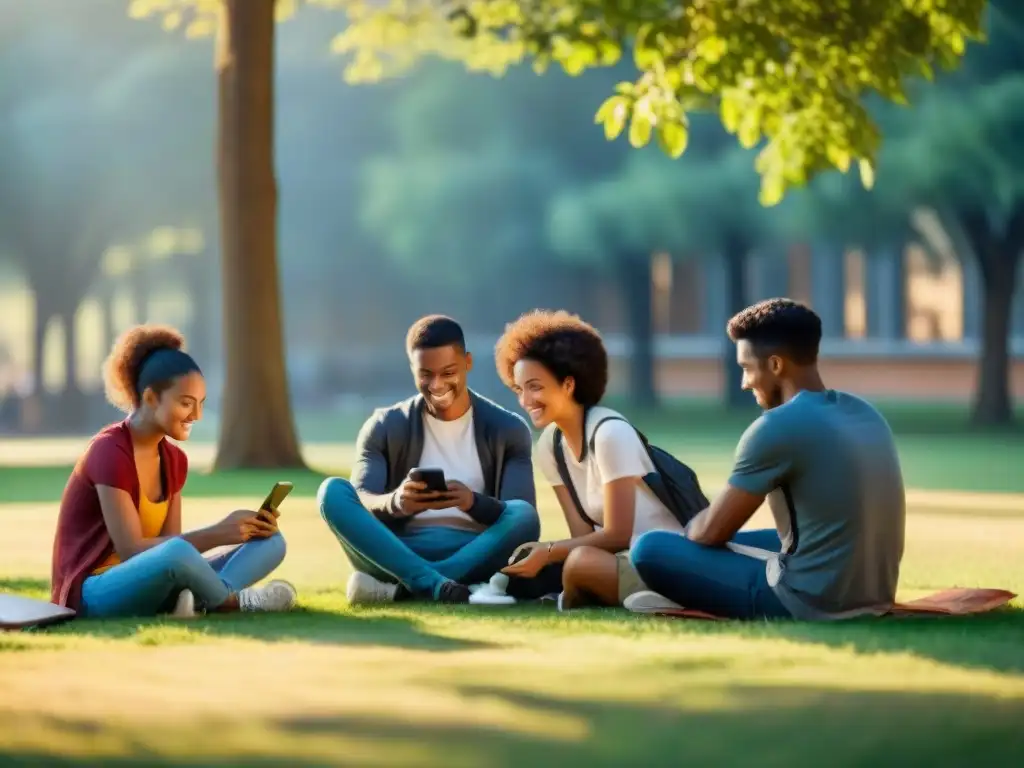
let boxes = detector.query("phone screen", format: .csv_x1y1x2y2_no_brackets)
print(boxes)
260,481,293,514
411,468,447,493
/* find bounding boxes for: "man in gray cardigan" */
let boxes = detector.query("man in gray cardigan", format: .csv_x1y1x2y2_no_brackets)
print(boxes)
318,315,540,604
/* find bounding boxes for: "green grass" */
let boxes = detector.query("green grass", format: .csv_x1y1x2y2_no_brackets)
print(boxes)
1,411,1023,766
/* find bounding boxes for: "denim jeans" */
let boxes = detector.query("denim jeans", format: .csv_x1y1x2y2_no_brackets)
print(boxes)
629,528,792,620
317,477,540,598
79,533,287,618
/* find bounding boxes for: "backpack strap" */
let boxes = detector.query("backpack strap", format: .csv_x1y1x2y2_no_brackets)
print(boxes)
552,428,601,530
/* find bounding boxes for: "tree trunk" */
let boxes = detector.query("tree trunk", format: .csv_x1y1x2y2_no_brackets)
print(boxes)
721,237,752,409
618,254,658,408
187,248,215,366
58,309,87,431
31,298,49,400
960,207,1024,427
130,253,149,324
98,281,117,353
973,261,1016,425
28,295,51,434
214,0,304,469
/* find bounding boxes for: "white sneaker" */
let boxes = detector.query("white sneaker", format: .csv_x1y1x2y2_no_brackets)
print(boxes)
346,572,398,605
468,572,516,606
624,590,685,614
238,580,298,612
170,589,197,619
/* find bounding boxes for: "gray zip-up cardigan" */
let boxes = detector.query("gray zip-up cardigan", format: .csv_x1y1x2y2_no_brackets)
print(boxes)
349,391,536,527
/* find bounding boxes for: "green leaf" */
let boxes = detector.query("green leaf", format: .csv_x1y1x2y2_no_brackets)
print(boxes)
826,144,852,173
694,36,727,65
720,94,740,133
656,121,689,159
737,113,760,149
628,111,653,148
759,172,785,207
596,96,629,140
560,38,597,76
162,11,182,31
186,17,217,39
858,158,876,190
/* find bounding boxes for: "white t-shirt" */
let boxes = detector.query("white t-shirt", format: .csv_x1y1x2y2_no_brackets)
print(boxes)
535,406,685,546
411,408,486,531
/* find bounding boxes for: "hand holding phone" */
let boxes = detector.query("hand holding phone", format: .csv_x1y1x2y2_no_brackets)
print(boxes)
408,467,447,493
394,468,455,517
258,481,293,524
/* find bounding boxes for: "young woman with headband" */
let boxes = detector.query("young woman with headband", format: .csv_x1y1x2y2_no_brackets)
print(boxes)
50,324,297,619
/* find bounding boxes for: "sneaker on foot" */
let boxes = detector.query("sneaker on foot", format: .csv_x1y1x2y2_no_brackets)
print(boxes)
346,572,399,606
239,579,297,613
468,572,516,606
170,589,197,619
436,581,471,604
469,588,516,606
623,590,684,614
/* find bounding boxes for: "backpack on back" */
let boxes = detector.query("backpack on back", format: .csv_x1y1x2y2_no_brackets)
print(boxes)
551,413,709,530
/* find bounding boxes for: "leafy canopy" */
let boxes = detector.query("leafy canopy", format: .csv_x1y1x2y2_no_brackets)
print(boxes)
328,0,987,206
127,1,987,206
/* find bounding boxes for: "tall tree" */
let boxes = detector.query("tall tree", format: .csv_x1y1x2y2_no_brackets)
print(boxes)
788,2,1024,425
130,0,303,467
908,82,1024,425
213,0,304,468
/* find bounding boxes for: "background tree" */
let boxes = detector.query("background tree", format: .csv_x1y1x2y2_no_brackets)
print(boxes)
0,27,217,430
127,0,303,468
907,79,1024,426
639,144,781,407
873,2,1024,426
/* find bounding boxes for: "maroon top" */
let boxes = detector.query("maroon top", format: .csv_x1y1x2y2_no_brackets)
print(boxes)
50,419,189,610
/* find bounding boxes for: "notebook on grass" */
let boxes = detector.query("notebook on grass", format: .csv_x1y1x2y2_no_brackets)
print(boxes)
0,593,76,630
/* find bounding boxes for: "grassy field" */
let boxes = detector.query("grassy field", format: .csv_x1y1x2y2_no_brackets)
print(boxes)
1,405,1023,766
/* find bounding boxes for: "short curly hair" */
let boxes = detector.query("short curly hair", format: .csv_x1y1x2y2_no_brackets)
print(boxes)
103,324,189,413
727,298,822,365
494,310,608,407
406,314,466,354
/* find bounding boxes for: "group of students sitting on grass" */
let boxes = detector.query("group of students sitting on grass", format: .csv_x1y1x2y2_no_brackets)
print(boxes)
50,299,907,622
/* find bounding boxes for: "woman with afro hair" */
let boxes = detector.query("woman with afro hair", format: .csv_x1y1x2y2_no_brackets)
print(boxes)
50,324,296,619
494,310,686,610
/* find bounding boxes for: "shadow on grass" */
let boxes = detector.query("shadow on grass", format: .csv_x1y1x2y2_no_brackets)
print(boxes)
2,683,1022,766
3,578,487,653
6,577,1022,676
404,600,1024,677
775,605,1024,675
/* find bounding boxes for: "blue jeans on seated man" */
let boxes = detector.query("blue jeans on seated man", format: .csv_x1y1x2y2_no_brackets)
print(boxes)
629,529,792,620
80,534,287,618
317,477,540,600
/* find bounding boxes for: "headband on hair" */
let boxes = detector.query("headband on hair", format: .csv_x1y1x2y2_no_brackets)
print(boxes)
135,348,202,397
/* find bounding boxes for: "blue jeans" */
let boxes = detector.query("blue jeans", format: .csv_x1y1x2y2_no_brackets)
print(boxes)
79,534,287,618
317,477,540,598
630,529,792,620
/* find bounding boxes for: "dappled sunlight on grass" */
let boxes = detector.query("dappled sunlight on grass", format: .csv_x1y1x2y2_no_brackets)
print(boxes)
2,429,1023,765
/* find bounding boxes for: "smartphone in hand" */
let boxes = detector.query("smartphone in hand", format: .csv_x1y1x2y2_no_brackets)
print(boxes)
408,467,447,493
259,481,293,519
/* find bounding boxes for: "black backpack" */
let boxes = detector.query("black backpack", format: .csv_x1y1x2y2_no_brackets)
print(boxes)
552,413,709,530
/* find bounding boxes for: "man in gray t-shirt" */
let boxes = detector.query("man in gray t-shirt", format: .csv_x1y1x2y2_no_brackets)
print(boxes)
630,299,906,620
